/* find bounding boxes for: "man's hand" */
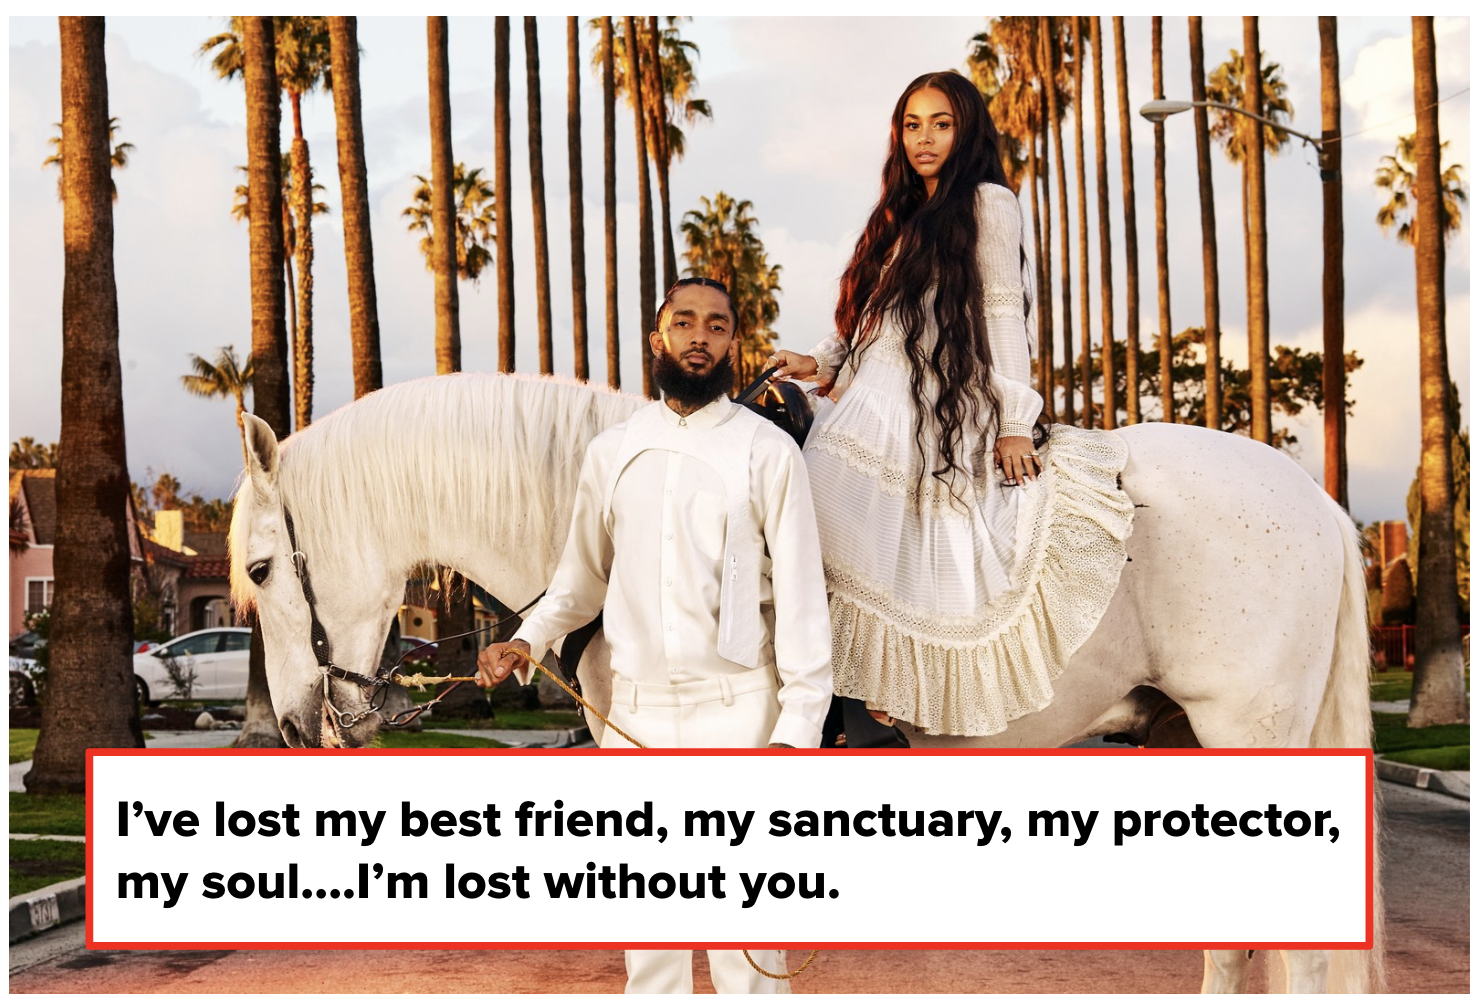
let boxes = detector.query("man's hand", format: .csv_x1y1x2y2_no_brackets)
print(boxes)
476,639,532,688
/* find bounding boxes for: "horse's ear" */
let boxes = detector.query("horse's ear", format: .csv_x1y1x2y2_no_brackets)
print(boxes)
242,413,280,497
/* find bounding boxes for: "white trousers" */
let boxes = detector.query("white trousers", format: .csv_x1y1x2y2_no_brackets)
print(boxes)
605,668,789,994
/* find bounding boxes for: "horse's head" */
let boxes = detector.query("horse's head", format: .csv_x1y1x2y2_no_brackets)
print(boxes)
230,414,403,748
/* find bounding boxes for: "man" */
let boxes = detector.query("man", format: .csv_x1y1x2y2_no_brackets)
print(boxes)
477,277,832,995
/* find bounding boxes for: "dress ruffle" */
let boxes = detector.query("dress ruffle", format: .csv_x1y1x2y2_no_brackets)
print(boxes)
823,425,1134,736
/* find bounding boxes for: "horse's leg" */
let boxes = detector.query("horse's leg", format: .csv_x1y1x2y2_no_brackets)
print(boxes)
1277,950,1330,995
1201,950,1254,994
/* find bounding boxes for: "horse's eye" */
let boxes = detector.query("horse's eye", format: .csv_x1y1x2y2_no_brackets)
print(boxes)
248,561,271,585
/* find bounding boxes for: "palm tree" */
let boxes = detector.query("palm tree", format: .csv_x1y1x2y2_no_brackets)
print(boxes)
975,17,1053,416
1207,34,1290,445
238,16,289,750
328,16,383,400
1040,17,1076,426
42,115,133,202
594,17,713,293
1320,16,1347,508
494,17,515,373
428,16,461,376
601,17,619,389
202,17,331,432
1406,16,1466,728
231,153,327,429
1151,17,1174,422
680,192,782,391
623,16,656,398
1375,133,1469,244
1090,18,1116,430
525,17,554,375
403,164,497,282
180,347,255,467
1072,18,1093,427
26,17,143,793
566,17,589,382
1112,17,1140,425
1188,17,1222,430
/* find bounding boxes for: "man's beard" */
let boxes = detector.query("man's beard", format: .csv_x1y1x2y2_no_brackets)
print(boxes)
652,349,734,410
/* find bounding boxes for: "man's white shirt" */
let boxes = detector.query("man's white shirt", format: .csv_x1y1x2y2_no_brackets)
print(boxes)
514,396,832,748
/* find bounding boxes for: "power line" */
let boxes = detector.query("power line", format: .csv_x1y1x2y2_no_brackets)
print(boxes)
1338,87,1469,143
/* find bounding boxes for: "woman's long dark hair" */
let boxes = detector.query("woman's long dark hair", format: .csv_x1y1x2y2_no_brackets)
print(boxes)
835,70,1015,489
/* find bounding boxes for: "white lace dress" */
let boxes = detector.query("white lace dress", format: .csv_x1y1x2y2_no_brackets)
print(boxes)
802,183,1134,736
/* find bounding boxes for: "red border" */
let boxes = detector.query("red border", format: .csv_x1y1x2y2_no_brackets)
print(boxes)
85,747,1374,952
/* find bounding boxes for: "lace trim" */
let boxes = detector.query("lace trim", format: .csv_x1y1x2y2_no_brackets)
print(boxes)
809,425,994,516
983,284,1024,319
827,425,1134,736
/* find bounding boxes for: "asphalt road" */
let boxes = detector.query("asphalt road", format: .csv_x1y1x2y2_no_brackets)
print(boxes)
9,782,1468,994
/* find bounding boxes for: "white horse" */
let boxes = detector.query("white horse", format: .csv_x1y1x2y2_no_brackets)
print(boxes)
229,371,1380,994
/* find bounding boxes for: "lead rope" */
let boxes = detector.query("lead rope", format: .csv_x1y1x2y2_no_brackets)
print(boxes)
397,646,818,979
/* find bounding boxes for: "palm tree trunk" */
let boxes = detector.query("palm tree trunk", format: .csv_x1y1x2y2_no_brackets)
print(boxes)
567,16,589,382
494,17,516,373
602,18,620,389
1113,17,1139,424
648,17,678,292
1091,19,1115,431
1041,17,1075,427
1319,16,1346,506
238,15,288,749
1189,17,1222,429
525,17,554,374
428,16,461,375
283,250,297,408
1072,19,1093,427
328,16,383,399
27,16,142,792
1243,18,1271,444
1152,17,1174,423
625,16,657,399
1026,138,1050,416
289,94,314,428
1406,15,1466,728
1036,92,1057,421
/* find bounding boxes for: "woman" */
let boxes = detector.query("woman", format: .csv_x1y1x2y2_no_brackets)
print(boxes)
770,71,1126,738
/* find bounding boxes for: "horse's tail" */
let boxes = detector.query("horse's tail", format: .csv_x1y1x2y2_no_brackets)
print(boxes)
1307,497,1385,994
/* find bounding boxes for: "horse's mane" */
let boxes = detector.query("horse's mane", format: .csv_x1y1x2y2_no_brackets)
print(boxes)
230,372,645,611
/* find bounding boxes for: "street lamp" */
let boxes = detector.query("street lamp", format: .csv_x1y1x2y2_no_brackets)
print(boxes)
1138,100,1331,178
1142,88,1346,506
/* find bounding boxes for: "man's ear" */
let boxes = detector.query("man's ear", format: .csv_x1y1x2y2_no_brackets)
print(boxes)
649,330,663,356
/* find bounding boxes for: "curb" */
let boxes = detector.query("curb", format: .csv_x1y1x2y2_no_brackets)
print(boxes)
9,876,85,944
1375,758,1470,800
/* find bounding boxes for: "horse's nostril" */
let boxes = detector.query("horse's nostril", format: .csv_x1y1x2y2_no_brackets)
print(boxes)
278,717,306,748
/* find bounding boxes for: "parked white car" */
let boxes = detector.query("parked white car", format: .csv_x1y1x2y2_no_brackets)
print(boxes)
133,627,252,704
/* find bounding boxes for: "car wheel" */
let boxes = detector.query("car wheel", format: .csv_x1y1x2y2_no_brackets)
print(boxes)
10,670,36,708
134,675,154,708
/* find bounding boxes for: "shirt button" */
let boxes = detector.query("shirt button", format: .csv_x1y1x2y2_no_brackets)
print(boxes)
665,533,673,540
665,579,672,586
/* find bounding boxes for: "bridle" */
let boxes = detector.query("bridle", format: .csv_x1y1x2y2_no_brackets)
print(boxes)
281,506,538,731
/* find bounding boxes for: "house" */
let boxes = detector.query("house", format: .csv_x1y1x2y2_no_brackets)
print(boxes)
8,472,237,641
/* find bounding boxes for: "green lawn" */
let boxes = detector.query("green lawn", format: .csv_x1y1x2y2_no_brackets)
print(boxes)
10,838,85,895
1371,711,1469,771
10,728,39,764
11,792,86,836
372,730,508,750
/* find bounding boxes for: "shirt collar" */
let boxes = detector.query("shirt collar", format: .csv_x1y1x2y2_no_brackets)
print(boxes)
658,395,732,430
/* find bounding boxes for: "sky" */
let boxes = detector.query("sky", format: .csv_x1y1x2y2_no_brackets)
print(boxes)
5,16,1472,527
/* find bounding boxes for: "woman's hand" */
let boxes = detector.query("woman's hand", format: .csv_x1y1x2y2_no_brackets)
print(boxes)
994,436,1042,485
764,350,818,383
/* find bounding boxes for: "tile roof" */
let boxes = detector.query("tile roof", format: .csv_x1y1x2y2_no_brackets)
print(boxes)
185,554,232,580
13,471,57,546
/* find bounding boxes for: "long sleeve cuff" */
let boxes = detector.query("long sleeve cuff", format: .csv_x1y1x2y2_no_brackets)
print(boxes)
805,334,846,384
768,708,825,749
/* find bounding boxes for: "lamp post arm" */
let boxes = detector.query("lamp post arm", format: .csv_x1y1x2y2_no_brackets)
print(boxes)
1195,100,1325,152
